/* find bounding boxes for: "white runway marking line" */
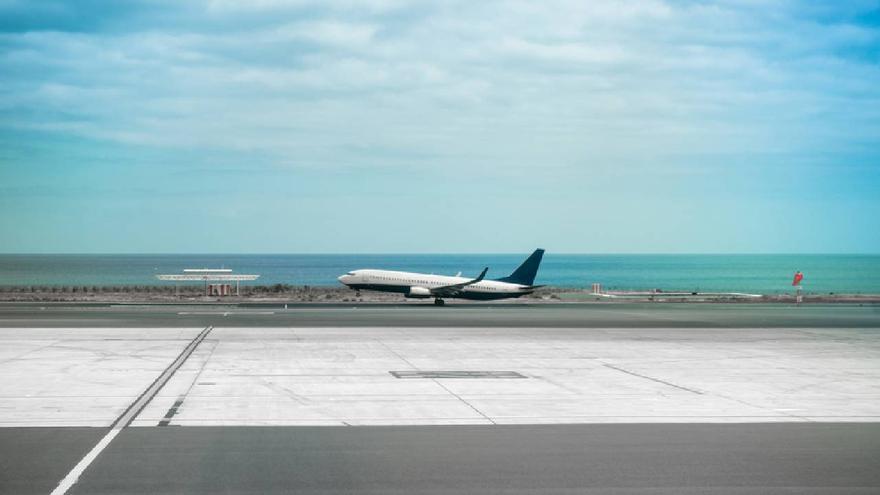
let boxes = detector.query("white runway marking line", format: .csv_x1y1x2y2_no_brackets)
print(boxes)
49,325,214,495
49,429,121,495
177,311,275,315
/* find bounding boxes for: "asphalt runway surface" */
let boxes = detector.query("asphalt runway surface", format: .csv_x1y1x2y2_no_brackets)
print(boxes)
1,301,879,328
0,428,102,494
2,303,879,494
5,424,879,494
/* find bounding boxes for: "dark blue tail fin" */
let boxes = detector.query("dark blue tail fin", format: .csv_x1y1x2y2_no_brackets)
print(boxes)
496,249,544,285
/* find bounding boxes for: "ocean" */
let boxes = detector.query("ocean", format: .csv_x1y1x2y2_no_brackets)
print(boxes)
0,254,878,294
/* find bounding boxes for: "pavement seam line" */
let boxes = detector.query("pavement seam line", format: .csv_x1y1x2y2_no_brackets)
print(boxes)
49,325,213,495
375,339,497,425
431,379,497,425
603,363,704,395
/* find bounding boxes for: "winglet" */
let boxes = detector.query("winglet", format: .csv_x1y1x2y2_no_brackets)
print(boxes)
475,267,488,282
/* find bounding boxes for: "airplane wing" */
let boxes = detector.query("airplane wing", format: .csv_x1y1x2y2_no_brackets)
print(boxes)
431,267,488,297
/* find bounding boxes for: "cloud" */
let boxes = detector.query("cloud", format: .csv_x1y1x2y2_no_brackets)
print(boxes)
497,37,630,64
270,21,378,46
1,1,878,185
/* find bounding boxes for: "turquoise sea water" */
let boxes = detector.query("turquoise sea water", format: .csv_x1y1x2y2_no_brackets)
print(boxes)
0,254,878,294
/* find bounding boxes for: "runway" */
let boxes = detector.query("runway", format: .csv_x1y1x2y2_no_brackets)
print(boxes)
1,301,879,328
1,303,879,493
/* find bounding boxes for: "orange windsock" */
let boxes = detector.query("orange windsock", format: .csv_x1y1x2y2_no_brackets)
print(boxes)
792,271,804,286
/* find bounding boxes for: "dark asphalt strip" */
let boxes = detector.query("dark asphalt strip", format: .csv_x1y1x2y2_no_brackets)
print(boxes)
69,423,880,495
1,303,879,328
0,428,104,495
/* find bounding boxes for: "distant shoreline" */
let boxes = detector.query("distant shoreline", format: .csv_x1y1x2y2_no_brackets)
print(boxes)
3,254,879,295
1,286,877,304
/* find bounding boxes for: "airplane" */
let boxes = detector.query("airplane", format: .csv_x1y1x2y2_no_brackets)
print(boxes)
337,249,545,305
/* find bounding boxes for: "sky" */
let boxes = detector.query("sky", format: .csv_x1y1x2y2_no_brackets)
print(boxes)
1,0,879,254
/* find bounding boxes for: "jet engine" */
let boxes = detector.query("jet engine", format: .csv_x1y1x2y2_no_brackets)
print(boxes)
405,286,432,298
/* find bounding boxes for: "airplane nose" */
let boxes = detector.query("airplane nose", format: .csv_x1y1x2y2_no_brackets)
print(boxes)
337,275,348,284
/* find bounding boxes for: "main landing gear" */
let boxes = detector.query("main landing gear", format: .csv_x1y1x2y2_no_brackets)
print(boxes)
434,298,445,306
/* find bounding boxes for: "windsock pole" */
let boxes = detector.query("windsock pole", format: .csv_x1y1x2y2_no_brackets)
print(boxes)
792,271,804,306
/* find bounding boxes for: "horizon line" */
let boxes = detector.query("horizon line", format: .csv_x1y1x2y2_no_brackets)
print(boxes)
2,252,879,256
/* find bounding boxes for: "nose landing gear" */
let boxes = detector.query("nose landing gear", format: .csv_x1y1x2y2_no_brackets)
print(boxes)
434,298,445,306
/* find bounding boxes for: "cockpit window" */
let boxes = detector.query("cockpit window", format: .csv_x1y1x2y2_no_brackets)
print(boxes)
346,272,355,276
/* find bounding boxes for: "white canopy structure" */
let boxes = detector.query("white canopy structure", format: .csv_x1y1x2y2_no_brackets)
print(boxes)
156,268,260,295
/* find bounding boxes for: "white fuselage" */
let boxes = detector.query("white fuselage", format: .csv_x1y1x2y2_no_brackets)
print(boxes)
337,269,533,300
